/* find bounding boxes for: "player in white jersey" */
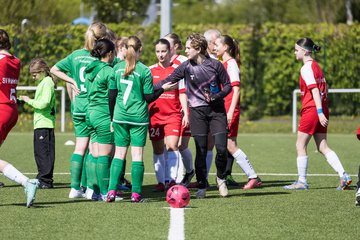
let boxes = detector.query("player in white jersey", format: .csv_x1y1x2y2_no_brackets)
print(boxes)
284,37,351,190
215,35,262,189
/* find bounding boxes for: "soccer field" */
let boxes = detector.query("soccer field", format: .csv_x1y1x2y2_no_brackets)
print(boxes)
0,132,359,240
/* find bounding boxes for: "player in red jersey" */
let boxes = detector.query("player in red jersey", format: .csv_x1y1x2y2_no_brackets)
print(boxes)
284,37,351,190
0,29,39,207
215,35,262,189
163,33,194,185
149,38,188,192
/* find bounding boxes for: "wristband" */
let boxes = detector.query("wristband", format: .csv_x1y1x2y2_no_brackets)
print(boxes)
317,108,323,114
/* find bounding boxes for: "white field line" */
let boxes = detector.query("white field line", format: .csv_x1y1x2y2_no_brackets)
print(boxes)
7,172,356,177
168,208,185,240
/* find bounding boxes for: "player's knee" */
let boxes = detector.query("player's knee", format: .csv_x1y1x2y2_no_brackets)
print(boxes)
215,143,227,158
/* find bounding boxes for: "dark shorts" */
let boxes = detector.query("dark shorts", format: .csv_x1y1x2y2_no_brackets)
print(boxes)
189,104,228,137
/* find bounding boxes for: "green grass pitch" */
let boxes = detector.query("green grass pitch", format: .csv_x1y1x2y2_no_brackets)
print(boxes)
0,132,359,239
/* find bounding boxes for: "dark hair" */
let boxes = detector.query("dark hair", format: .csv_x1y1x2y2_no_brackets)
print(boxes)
155,38,171,50
91,38,115,59
187,33,208,56
164,33,183,50
296,37,321,53
221,35,241,65
0,29,11,50
106,28,117,43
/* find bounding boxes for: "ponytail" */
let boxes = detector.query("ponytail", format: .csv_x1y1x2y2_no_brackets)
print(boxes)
220,35,241,66
124,36,142,77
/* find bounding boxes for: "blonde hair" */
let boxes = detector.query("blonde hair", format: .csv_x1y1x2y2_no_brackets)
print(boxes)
115,37,128,50
29,58,57,87
84,22,107,51
124,36,142,77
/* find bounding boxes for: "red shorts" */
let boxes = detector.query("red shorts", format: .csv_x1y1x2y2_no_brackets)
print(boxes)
0,104,18,145
227,110,240,137
149,122,181,141
298,107,328,135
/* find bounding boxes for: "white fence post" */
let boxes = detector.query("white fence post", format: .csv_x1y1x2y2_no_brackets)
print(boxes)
16,86,66,132
292,88,360,133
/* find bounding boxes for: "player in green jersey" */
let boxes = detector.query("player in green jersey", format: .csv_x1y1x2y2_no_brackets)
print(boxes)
107,36,176,202
50,22,108,199
84,38,116,201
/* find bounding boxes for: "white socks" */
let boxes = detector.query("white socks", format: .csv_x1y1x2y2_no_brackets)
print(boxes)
180,148,194,173
3,163,28,186
325,151,345,177
176,159,184,183
167,150,180,181
206,150,213,179
153,154,165,184
297,156,308,183
233,149,257,179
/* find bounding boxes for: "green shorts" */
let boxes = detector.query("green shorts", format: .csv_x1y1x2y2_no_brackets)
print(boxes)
86,110,113,144
113,122,147,147
73,114,90,137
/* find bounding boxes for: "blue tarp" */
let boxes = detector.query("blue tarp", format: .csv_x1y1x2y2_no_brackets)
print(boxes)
72,17,91,25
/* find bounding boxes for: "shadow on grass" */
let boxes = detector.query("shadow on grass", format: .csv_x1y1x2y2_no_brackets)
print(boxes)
0,182,70,189
196,191,290,200
0,199,85,208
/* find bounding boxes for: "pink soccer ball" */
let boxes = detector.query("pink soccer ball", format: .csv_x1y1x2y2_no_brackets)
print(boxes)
166,185,190,208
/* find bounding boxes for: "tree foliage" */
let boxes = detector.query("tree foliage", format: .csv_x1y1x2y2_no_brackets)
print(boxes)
0,0,82,26
1,0,360,26
82,0,149,23
2,22,359,118
173,0,360,24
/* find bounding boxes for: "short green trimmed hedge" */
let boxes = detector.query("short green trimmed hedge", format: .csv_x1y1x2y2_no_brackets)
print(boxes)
2,22,359,119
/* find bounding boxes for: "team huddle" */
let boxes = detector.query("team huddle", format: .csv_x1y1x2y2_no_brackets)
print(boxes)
0,22,359,207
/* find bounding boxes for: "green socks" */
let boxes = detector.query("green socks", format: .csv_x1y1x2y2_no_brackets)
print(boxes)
80,151,89,188
96,156,110,195
70,153,84,190
87,154,99,193
131,161,144,194
108,158,124,191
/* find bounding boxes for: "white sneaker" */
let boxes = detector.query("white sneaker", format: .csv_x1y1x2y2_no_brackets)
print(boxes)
356,188,360,206
69,188,85,199
217,177,228,197
196,189,206,199
85,188,94,200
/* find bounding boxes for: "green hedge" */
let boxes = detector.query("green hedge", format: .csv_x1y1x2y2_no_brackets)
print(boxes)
2,22,359,119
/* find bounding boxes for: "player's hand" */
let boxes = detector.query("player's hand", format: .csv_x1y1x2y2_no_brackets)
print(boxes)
162,82,178,92
318,113,328,127
182,114,189,128
19,95,30,103
70,82,80,96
